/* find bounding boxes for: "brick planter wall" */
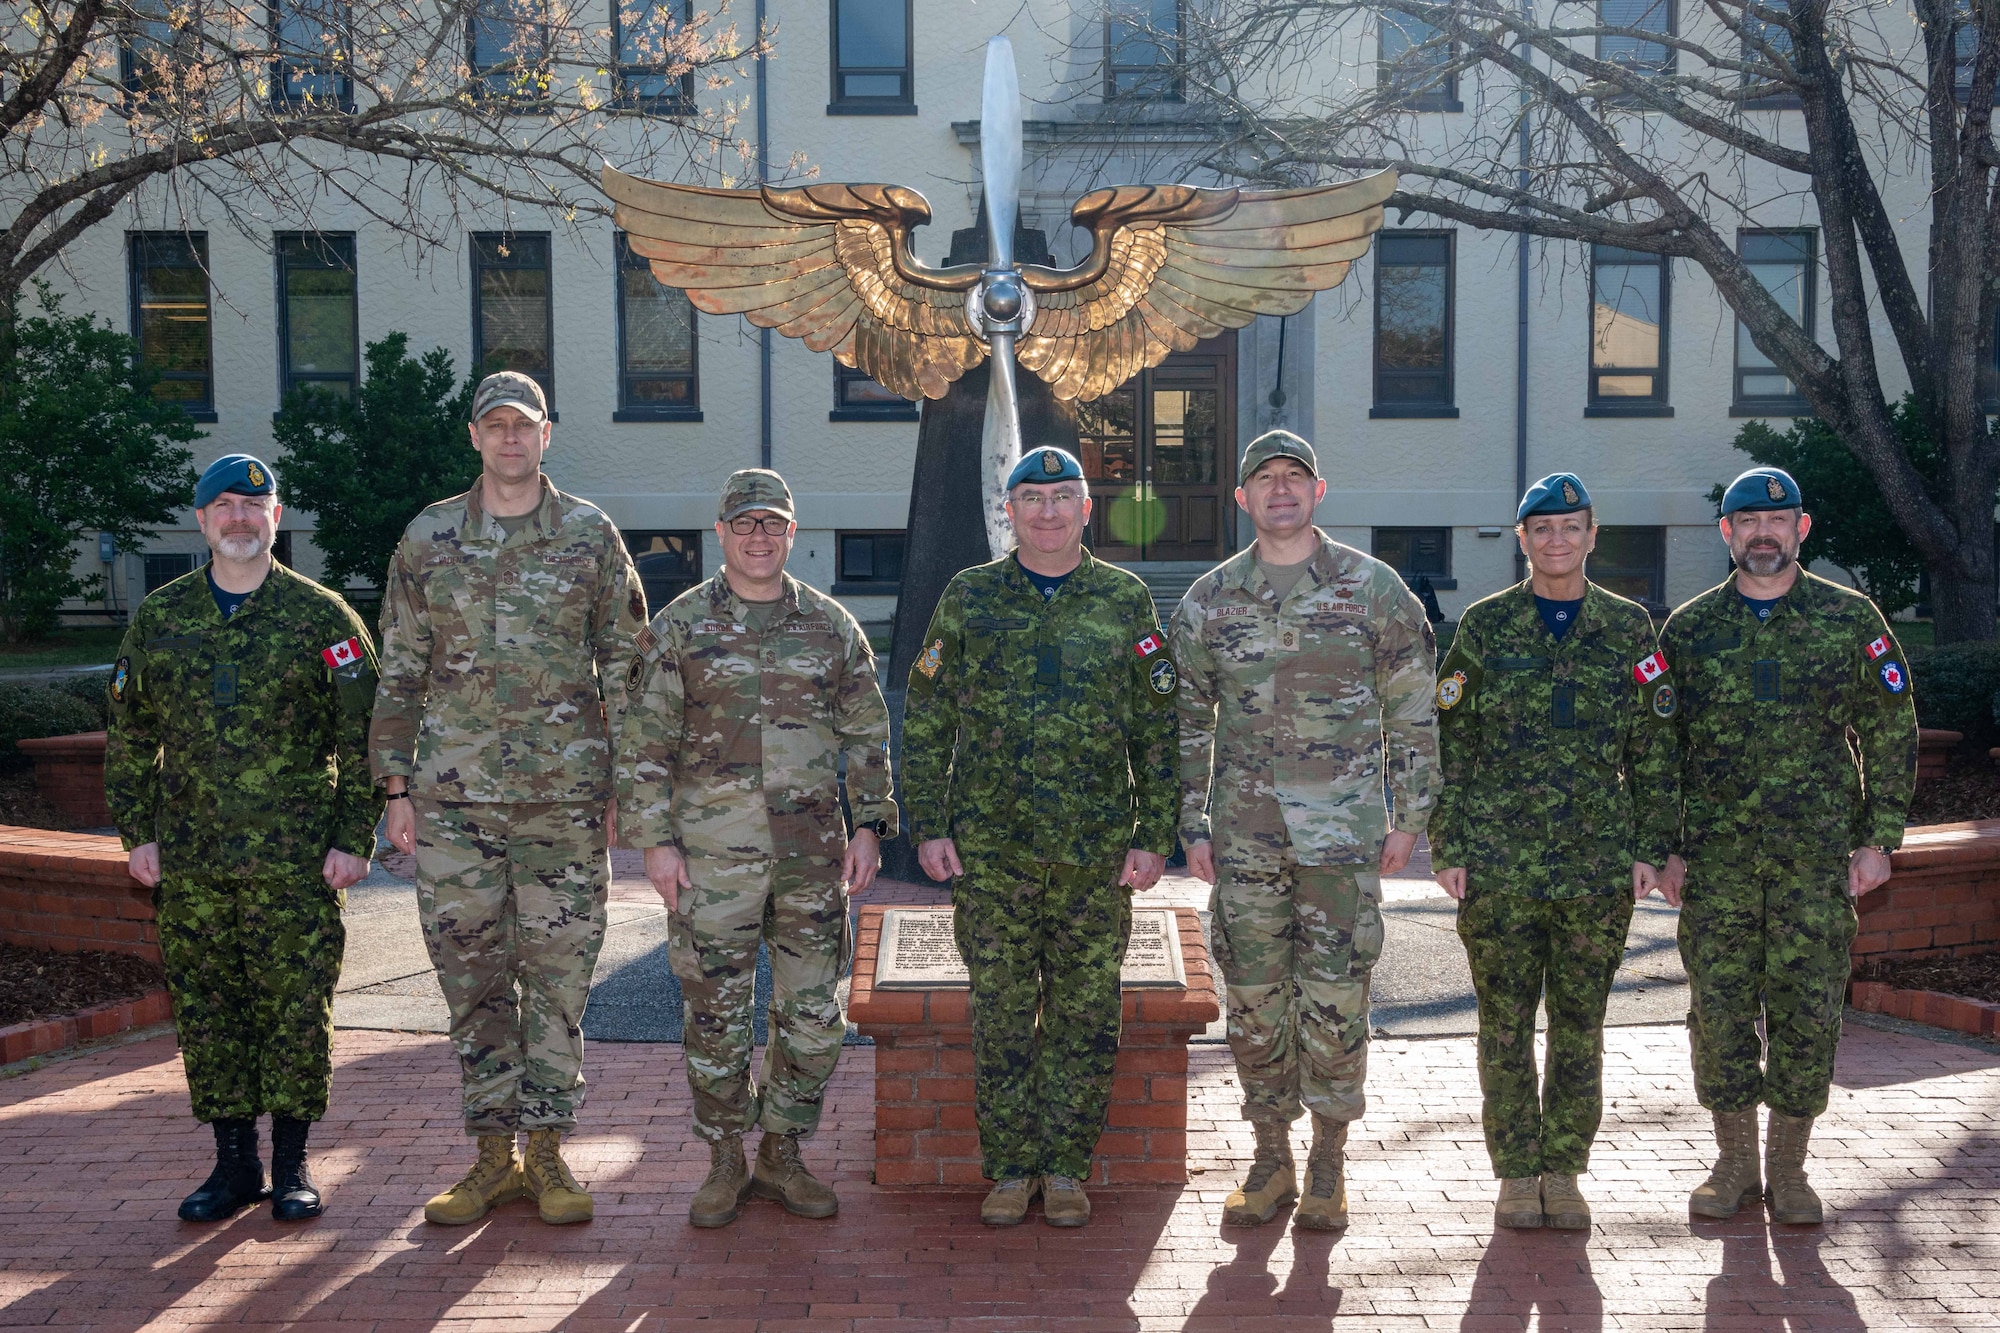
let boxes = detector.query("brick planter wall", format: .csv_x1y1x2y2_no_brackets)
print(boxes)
17,732,110,829
0,989,171,1064
849,904,1221,1187
1848,979,2000,1038
1852,819,2000,963
1916,728,1963,789
0,826,157,964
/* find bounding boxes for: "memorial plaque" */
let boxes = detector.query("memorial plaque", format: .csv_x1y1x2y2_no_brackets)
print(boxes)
873,907,1186,990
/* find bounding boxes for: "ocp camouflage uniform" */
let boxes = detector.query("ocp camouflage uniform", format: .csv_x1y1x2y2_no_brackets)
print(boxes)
1431,580,1680,1177
616,570,896,1142
105,563,382,1122
901,551,1178,1181
370,476,646,1135
1168,531,1437,1129
1661,570,1916,1118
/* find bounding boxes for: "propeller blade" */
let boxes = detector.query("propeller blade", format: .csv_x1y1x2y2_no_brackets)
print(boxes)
981,37,1022,271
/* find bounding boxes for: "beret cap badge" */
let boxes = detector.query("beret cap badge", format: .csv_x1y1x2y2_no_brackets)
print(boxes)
1041,450,1062,475
1766,475,1786,502
1561,480,1579,505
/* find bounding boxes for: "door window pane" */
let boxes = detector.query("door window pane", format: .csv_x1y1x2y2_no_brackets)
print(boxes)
617,233,696,410
1590,244,1667,403
1150,387,1218,485
1591,526,1666,607
1734,231,1813,404
1076,386,1138,483
130,233,213,411
622,530,702,611
144,552,195,594
472,233,553,402
833,0,911,102
1599,0,1674,76
1375,233,1453,406
1105,0,1183,99
278,233,358,400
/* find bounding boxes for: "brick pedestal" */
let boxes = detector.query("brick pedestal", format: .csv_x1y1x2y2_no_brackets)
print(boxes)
848,903,1220,1187
1852,818,2000,963
17,731,110,829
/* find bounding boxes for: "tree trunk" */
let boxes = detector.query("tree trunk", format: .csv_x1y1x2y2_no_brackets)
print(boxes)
1930,563,1997,643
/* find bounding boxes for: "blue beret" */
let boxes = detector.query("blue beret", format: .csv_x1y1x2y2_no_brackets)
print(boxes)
1006,447,1084,490
1720,466,1802,515
194,454,276,509
1516,472,1592,523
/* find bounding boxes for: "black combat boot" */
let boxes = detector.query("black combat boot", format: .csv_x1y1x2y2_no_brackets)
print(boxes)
178,1118,269,1222
270,1117,324,1221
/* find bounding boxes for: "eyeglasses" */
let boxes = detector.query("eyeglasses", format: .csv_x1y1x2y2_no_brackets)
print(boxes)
726,515,791,536
1011,490,1084,512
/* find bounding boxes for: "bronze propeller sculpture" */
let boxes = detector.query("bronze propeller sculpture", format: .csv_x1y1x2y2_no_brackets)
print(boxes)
603,36,1393,558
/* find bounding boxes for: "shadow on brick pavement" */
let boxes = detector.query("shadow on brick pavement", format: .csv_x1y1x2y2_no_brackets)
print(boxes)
2,1019,1996,1330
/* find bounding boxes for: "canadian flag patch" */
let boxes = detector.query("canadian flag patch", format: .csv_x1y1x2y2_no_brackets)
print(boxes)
1632,651,1669,684
321,637,362,669
1134,634,1163,658
1864,635,1891,661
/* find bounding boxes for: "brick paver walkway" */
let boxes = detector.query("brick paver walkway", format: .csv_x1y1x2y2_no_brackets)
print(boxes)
2,1024,1995,1330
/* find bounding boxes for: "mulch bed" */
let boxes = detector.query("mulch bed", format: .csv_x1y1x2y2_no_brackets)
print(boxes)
0,766,68,832
1854,951,2000,1006
1906,750,2000,826
0,941,164,1029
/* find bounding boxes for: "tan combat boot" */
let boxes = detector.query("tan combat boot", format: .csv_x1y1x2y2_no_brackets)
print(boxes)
1764,1111,1823,1225
1222,1121,1297,1226
689,1135,751,1228
1495,1176,1543,1229
1541,1173,1591,1230
751,1132,839,1218
522,1129,594,1225
980,1176,1040,1226
1041,1174,1091,1227
1294,1115,1348,1231
424,1135,527,1226
1688,1108,1762,1220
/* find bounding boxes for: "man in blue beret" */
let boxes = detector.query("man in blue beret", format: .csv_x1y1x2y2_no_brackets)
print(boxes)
902,444,1178,1228
1430,472,1678,1230
106,453,383,1223
1659,466,1916,1225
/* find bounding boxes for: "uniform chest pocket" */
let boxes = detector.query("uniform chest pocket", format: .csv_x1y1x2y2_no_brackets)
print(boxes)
419,557,485,641
528,555,600,637
964,617,1031,672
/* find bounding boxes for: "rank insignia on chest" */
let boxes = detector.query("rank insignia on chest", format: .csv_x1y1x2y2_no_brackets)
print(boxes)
321,636,362,669
1149,657,1177,695
1864,634,1891,661
110,656,130,703
1632,650,1668,683
1436,671,1466,710
1652,682,1677,717
916,638,943,679
1880,660,1907,693
1279,628,1299,651
1134,633,1163,657
213,663,238,707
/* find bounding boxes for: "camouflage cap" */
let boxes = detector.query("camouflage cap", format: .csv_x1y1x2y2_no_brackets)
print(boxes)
471,370,548,424
719,468,795,522
1240,429,1318,480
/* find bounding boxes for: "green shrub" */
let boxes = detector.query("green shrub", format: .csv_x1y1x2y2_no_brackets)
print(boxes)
1907,642,2000,748
46,672,110,730
0,683,103,757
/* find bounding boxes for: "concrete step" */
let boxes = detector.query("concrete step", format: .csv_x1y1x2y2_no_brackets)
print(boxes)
1115,560,1219,625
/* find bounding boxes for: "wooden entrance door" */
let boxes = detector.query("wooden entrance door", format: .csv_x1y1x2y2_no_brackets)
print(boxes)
1075,333,1237,562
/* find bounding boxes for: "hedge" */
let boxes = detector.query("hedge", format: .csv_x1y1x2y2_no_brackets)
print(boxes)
1908,642,2000,750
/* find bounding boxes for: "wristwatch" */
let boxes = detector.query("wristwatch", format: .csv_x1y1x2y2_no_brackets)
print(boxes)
861,819,890,838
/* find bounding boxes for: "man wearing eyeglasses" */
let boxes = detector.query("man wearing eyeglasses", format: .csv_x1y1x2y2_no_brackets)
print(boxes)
618,468,896,1228
901,445,1179,1229
372,371,647,1228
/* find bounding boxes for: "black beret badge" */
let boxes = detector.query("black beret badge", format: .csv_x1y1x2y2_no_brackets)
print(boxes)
1041,449,1062,475
1561,479,1580,506
1766,475,1786,502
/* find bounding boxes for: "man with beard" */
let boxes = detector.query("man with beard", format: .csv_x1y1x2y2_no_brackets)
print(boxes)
106,453,382,1222
1660,466,1916,1225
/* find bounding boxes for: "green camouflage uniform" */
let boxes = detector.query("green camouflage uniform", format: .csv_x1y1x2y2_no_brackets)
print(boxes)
105,563,382,1122
1431,580,1680,1177
1168,531,1437,1128
616,570,896,1142
901,551,1178,1181
1662,569,1916,1118
370,476,646,1136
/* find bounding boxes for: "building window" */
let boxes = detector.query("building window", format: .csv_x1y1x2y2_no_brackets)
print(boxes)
276,233,359,402
1733,230,1814,413
1105,0,1183,100
615,233,698,419
1599,0,1674,79
122,0,199,103
1591,526,1666,608
1372,231,1455,416
829,0,913,110
1587,243,1670,414
472,233,554,405
1955,0,1997,102
271,0,352,108
469,0,550,101
835,531,906,591
830,361,918,420
623,530,702,612
144,552,194,594
1380,10,1460,111
1374,527,1454,590
1740,8,1798,108
614,0,695,112
129,232,214,417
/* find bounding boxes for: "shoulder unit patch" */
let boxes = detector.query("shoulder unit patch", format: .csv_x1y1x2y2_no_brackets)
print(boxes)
1880,660,1907,694
1437,670,1467,711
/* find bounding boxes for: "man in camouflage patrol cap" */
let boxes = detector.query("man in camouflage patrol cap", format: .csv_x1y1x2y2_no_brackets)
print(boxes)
1430,472,1680,1231
1661,465,1915,1226
618,468,896,1228
902,444,1177,1229
372,370,647,1227
1167,428,1438,1231
107,452,381,1223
